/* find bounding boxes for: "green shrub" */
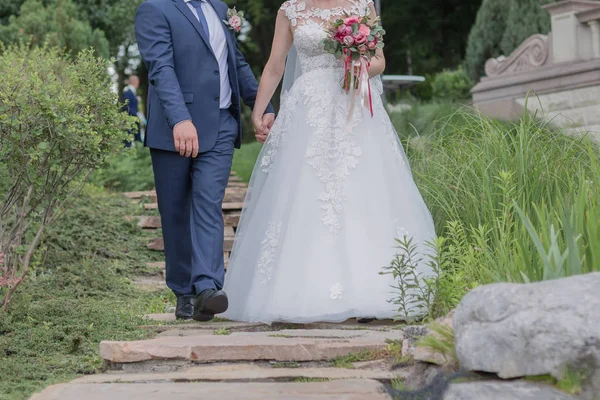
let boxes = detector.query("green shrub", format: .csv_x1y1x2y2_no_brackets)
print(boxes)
0,45,134,308
464,0,509,81
0,0,109,59
500,0,550,56
431,67,473,102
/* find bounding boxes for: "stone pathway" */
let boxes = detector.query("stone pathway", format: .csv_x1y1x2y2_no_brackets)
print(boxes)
29,173,428,399
31,314,414,399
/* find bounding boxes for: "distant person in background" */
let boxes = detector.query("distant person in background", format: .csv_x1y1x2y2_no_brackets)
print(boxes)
136,95,148,143
122,75,141,146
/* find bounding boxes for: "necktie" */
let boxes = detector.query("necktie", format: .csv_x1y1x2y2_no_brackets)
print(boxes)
189,0,210,39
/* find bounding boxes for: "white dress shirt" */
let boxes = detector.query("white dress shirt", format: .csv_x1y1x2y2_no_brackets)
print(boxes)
184,0,232,109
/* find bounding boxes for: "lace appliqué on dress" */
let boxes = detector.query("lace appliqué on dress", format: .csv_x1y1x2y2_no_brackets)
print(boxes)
257,222,282,285
280,0,374,28
261,91,298,173
330,282,344,300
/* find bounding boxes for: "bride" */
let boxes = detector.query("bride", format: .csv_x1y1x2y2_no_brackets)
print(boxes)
222,0,436,324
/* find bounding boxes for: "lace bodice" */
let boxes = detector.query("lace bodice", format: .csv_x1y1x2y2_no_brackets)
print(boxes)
280,0,374,74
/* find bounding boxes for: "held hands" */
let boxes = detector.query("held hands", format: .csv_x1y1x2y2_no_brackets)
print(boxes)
252,113,275,144
173,120,199,158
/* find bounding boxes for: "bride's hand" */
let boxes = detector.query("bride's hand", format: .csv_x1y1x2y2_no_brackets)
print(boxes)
252,113,268,143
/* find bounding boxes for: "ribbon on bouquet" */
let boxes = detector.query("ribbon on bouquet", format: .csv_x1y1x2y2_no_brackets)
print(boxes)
344,54,374,128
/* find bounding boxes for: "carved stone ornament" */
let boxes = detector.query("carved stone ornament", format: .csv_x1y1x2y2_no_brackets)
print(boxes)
485,34,550,78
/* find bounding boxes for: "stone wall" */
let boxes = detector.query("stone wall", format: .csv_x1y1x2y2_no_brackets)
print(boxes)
472,0,600,140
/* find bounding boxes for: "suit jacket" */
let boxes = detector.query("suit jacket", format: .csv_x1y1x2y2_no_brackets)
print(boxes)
135,0,273,152
122,88,139,117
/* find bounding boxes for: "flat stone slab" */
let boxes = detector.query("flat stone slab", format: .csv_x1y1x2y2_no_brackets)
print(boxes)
146,262,165,269
100,330,394,363
144,203,158,210
137,216,161,229
72,363,396,383
31,379,390,400
123,190,156,199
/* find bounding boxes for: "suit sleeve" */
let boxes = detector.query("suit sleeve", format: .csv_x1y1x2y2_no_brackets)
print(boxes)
234,41,275,114
135,2,191,128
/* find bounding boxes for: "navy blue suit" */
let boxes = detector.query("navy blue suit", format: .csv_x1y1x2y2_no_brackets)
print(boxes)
122,88,141,143
135,0,273,296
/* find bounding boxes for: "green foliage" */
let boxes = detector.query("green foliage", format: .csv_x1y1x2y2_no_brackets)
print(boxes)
0,187,165,399
0,45,133,307
409,108,600,285
431,67,473,102
500,0,550,56
382,0,483,77
389,102,473,142
232,141,263,183
464,0,510,81
89,147,155,192
416,322,458,368
0,0,110,59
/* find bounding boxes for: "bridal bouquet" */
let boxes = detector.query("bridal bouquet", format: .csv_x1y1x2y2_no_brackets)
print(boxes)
322,15,386,118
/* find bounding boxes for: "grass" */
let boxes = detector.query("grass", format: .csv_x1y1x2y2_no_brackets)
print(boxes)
0,185,167,399
213,328,231,335
231,141,262,183
88,147,155,192
524,367,588,395
332,349,386,369
293,378,330,383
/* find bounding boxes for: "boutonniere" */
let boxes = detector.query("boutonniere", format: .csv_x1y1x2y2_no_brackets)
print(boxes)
223,7,244,33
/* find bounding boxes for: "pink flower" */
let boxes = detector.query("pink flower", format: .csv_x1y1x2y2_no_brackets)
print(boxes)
344,16,360,25
229,15,242,30
368,40,378,50
353,32,367,44
343,36,355,46
358,44,368,54
358,24,371,36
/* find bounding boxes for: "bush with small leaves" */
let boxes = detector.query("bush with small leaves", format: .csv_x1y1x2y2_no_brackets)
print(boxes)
0,45,135,309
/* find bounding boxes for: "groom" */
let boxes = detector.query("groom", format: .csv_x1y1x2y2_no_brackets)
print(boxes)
135,0,274,321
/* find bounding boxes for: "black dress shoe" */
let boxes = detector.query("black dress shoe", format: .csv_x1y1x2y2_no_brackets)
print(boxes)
193,289,229,322
175,295,194,320
357,318,375,324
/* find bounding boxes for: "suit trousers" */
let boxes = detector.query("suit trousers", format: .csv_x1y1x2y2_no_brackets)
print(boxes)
151,109,239,296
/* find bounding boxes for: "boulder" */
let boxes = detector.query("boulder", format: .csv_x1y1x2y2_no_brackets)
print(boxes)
444,380,577,400
454,273,600,397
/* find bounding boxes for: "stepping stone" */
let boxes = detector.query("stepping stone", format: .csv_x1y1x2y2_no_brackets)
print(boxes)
224,187,247,203
144,203,158,210
227,181,248,188
223,211,241,227
100,330,395,364
222,202,244,211
147,238,164,251
137,216,161,229
31,379,391,400
123,190,156,199
133,276,166,292
146,262,165,269
72,364,396,384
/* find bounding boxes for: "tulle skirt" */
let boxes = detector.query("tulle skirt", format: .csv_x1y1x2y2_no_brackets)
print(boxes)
222,68,436,324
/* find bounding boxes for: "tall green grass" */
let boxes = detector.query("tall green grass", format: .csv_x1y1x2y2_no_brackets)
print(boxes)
408,109,600,286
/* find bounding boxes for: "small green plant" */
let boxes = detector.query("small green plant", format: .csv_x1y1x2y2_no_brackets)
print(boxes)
391,378,407,391
293,378,330,383
380,236,437,323
416,323,458,368
213,328,231,336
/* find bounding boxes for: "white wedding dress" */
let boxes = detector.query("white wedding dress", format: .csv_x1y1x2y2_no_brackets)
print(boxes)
222,0,436,324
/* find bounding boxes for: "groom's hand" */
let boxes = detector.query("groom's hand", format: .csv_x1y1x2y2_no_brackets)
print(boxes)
173,120,199,158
